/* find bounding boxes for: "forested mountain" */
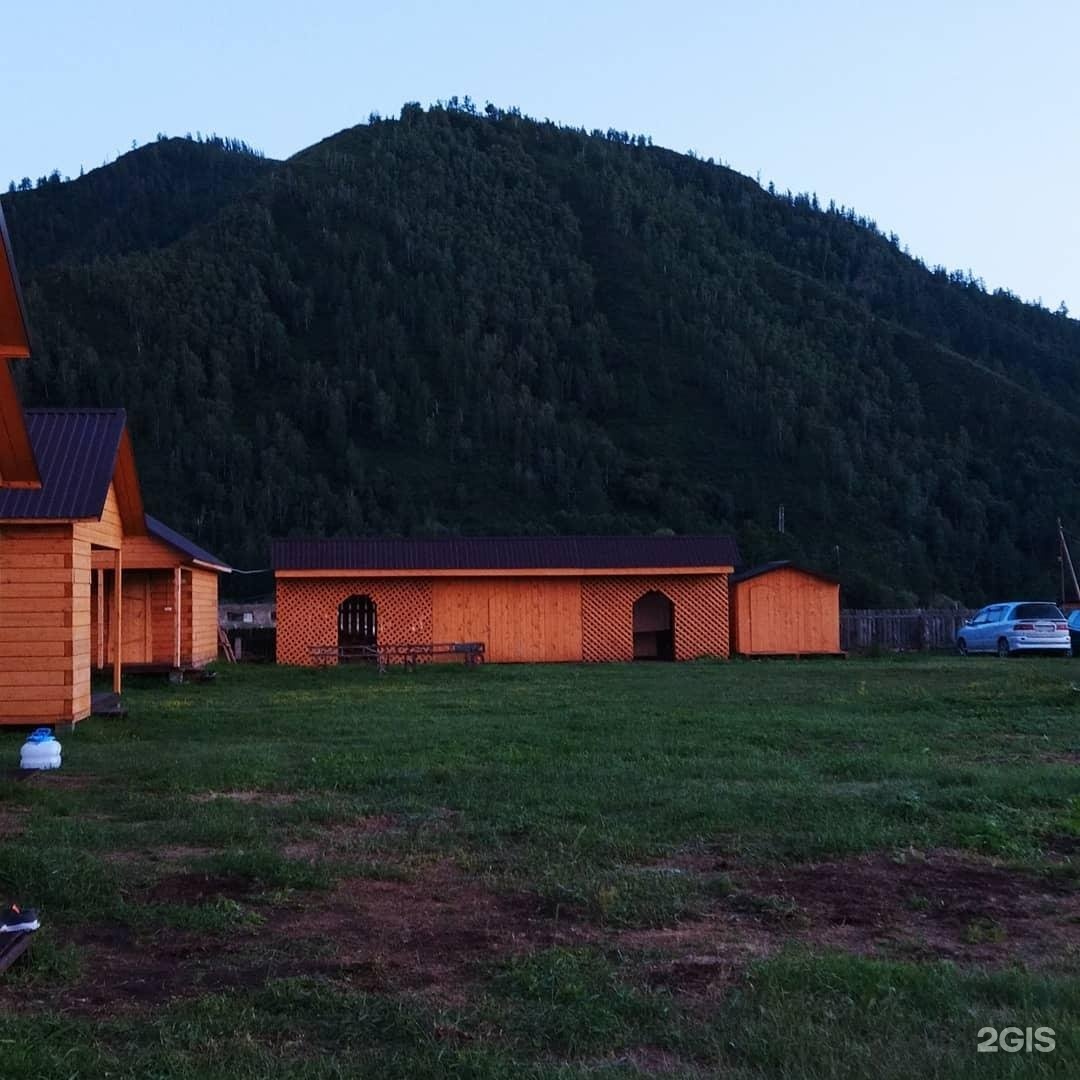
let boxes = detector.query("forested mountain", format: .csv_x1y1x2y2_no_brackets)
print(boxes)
4,102,1079,605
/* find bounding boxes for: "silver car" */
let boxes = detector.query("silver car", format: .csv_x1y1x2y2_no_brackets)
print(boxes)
957,602,1071,657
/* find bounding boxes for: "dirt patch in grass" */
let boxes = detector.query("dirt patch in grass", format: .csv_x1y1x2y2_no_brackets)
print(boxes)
8,849,1077,1018
621,849,1080,998
12,771,95,789
102,845,219,867
190,790,300,806
0,805,29,837
147,871,256,904
1044,834,1080,858
281,815,402,860
0,860,585,1016
729,850,1080,966
264,859,582,1001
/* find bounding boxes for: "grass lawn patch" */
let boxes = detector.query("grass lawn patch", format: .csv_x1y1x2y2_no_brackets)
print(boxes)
1,656,1078,1075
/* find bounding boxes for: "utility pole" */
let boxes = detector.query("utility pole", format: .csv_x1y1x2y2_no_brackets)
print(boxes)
1059,519,1080,605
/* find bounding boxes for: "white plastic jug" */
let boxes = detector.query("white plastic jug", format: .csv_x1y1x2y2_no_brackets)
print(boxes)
20,728,61,770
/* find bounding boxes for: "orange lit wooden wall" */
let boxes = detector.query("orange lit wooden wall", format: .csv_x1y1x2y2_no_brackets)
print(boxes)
731,566,840,656
276,574,730,665
0,526,92,724
90,539,221,668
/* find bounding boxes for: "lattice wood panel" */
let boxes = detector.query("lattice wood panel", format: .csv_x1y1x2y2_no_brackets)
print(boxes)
581,575,729,662
276,578,433,666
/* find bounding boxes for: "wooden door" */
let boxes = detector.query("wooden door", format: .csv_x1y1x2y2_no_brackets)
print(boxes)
121,574,151,664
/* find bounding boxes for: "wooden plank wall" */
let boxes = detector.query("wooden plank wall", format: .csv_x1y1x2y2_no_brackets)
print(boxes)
840,608,974,652
90,568,220,667
72,484,124,550
0,524,90,724
275,574,732,666
733,569,841,655
190,569,220,665
431,578,582,662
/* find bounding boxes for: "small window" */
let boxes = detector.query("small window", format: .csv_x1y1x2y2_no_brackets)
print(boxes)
243,612,254,624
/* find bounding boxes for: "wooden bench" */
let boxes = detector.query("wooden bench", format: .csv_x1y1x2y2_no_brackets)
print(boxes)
309,642,484,673
0,931,34,974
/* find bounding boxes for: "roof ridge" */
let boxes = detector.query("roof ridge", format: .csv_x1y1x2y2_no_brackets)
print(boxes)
23,406,128,415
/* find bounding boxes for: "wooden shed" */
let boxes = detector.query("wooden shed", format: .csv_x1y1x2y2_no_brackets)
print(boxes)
273,535,740,666
90,515,231,674
0,408,147,725
730,561,841,657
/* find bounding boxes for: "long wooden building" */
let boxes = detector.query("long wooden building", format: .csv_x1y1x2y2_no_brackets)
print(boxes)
273,535,739,665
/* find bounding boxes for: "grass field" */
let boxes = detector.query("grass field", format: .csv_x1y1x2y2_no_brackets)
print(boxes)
1,656,1079,1077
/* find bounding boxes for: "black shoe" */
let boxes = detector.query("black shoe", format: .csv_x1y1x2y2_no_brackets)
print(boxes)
0,905,40,933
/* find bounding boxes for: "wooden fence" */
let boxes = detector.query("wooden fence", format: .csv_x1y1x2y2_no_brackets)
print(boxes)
840,608,974,652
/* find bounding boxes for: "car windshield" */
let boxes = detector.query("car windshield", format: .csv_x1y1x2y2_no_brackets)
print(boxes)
1012,603,1064,620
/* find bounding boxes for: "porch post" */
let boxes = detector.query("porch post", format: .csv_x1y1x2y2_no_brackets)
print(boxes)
96,568,105,670
173,566,182,669
112,548,123,695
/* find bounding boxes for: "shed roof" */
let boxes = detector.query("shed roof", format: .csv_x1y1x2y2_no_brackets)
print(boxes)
273,534,741,573
730,560,839,585
146,514,232,572
0,408,143,528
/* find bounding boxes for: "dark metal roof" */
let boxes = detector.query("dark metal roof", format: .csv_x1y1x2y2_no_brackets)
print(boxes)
0,408,126,520
273,534,741,572
146,514,232,572
731,560,840,585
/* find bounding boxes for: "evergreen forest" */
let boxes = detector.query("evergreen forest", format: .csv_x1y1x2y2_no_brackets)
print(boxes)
5,101,1079,605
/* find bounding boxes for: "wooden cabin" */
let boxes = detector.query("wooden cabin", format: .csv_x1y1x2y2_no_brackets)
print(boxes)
0,204,233,722
90,515,231,674
730,561,841,656
0,408,146,724
273,535,739,665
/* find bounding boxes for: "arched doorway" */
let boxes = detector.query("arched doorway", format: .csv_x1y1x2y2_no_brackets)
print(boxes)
338,595,377,660
633,591,675,661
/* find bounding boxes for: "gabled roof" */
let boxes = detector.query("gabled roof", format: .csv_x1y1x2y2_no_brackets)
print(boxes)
273,534,741,573
731,560,839,585
0,408,144,529
0,204,30,361
146,514,232,573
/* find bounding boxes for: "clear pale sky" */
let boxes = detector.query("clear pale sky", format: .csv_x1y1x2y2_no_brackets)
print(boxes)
6,0,1078,313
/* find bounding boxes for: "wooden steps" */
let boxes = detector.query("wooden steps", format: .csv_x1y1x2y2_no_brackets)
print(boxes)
91,691,127,718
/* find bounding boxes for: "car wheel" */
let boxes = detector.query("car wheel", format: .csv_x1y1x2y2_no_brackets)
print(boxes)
997,637,1011,658
957,637,968,656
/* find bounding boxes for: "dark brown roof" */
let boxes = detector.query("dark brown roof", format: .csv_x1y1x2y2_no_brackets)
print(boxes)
146,515,231,572
731,560,840,585
0,408,127,519
273,534,741,572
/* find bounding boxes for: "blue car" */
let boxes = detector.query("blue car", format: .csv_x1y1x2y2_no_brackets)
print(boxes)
1067,610,1080,654
956,602,1071,657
